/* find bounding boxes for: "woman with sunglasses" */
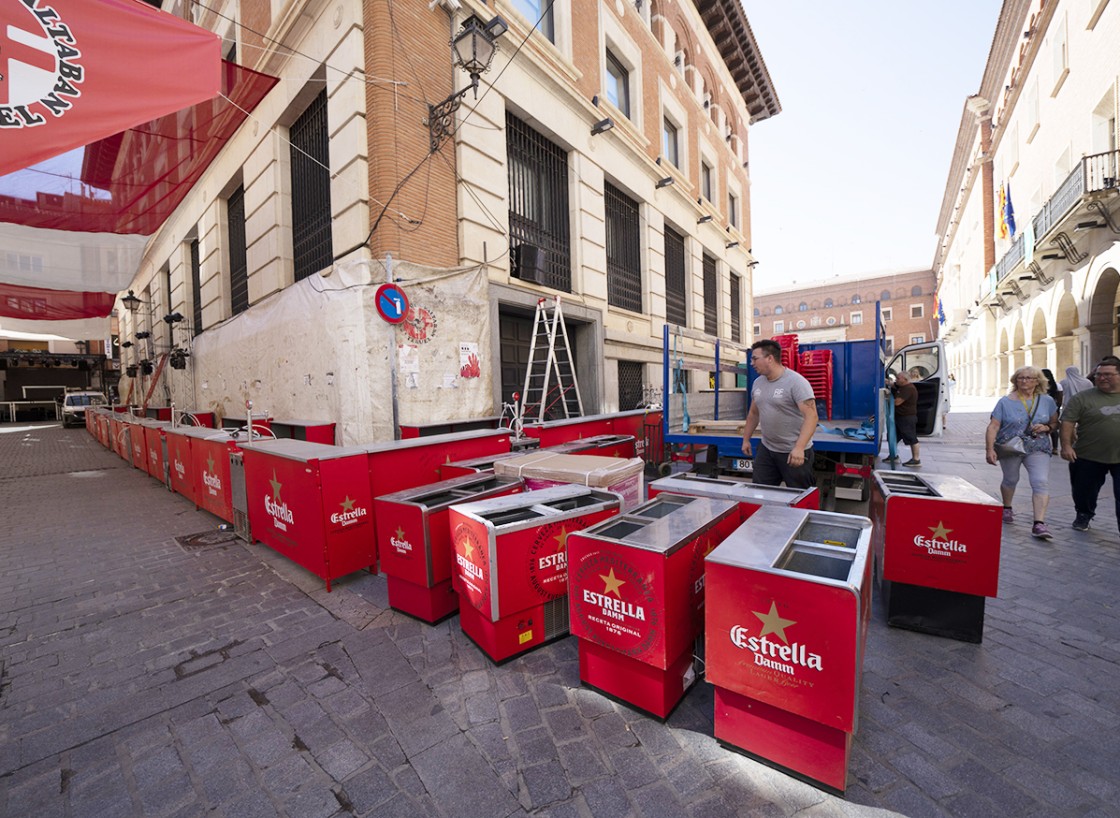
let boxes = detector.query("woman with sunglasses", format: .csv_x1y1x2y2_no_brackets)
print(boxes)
984,366,1060,540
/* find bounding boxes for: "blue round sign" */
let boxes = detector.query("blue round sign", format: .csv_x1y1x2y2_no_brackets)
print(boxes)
375,283,409,324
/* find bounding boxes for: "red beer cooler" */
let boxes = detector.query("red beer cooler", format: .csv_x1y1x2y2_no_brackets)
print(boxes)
358,429,511,498
139,420,171,482
521,414,617,446
450,485,621,663
375,473,524,622
238,439,376,591
129,419,152,470
172,427,242,523
648,472,819,521
567,493,740,717
438,450,531,480
870,471,1002,643
164,426,198,503
706,506,873,795
548,434,637,459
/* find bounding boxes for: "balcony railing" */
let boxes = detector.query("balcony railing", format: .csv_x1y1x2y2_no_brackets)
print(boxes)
990,148,1120,289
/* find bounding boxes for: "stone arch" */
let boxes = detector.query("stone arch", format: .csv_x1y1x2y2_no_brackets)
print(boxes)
1086,266,1120,362
1053,291,1079,375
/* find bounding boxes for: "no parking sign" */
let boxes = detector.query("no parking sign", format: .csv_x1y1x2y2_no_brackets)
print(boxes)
375,283,409,324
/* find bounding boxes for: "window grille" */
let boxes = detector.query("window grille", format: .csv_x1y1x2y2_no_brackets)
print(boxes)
730,273,741,342
190,238,202,335
290,90,333,282
605,183,641,312
228,185,248,316
618,360,644,411
703,254,717,336
664,227,686,326
507,113,572,291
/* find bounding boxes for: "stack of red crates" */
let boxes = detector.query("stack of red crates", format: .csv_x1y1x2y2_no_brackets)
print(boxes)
800,349,834,420
773,334,800,372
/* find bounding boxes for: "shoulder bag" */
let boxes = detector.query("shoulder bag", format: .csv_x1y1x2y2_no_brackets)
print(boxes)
993,398,1039,459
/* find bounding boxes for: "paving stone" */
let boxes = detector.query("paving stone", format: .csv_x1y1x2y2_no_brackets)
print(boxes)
522,758,572,808
410,733,521,817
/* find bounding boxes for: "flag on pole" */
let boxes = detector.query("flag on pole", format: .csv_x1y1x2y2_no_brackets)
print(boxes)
936,295,946,326
997,183,1009,240
1003,182,1016,238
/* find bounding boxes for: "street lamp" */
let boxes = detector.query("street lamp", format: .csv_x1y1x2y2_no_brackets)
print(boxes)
121,290,143,313
428,14,508,152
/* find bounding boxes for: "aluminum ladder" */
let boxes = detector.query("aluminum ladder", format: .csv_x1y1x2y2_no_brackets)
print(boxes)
519,296,583,423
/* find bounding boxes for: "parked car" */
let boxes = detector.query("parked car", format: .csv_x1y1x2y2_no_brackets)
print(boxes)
60,391,107,427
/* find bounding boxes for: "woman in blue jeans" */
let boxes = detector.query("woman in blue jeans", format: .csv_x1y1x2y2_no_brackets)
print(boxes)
984,366,1060,540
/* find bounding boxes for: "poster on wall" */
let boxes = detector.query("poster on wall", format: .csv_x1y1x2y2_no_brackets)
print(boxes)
399,344,419,389
459,342,480,378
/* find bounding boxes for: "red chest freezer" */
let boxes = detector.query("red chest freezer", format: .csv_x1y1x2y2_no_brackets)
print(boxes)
239,438,376,591
140,420,171,483
358,428,511,498
270,418,337,445
494,452,645,511
706,506,873,795
521,414,617,446
546,434,637,459
649,472,819,521
129,419,152,470
374,473,524,622
870,470,1002,643
450,485,620,663
567,493,740,717
172,427,243,523
438,450,532,480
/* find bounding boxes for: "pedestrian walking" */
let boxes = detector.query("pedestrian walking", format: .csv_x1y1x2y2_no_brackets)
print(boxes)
1059,359,1120,533
1059,366,1092,400
984,365,1059,540
942,373,956,430
892,371,921,466
741,339,817,489
1041,368,1062,451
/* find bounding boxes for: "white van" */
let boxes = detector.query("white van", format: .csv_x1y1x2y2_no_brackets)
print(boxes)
61,391,107,427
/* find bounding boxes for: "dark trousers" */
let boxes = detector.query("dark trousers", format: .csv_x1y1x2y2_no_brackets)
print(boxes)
1069,458,1120,529
753,442,815,489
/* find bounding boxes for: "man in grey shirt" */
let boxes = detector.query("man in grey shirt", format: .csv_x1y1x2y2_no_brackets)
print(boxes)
741,339,818,489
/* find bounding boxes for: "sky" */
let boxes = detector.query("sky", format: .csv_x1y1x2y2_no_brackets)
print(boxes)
741,1,1002,293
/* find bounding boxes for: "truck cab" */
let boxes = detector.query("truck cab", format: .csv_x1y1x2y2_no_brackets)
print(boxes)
60,390,107,427
884,340,947,437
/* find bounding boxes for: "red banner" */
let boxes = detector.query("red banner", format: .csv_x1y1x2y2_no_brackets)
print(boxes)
0,0,221,176
0,280,115,320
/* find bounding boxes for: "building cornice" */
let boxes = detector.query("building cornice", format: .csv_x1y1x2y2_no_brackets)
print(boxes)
693,0,781,123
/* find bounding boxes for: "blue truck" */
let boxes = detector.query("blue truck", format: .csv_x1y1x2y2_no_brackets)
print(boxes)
660,315,946,504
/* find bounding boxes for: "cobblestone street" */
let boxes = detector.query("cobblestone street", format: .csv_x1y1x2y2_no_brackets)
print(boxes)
1,416,1118,817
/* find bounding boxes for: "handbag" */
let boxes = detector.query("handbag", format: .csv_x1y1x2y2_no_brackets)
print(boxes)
993,436,1026,458
994,398,1039,458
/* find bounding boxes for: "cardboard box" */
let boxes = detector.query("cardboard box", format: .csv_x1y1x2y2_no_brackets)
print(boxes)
494,452,645,511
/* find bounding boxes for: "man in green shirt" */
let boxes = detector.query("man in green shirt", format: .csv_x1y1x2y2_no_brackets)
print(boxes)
1059,360,1120,532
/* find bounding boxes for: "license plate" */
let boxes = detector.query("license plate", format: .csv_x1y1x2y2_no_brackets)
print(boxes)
731,458,751,472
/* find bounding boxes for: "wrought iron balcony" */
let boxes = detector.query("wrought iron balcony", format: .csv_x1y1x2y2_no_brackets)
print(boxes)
984,148,1119,301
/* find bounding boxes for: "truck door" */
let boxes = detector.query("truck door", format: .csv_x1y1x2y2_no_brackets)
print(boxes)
885,341,946,436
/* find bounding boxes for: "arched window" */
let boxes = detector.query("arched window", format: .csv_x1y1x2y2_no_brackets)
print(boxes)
880,289,891,300
823,298,834,308
852,293,861,304
774,305,784,315
911,285,923,297
798,302,808,311
753,307,760,317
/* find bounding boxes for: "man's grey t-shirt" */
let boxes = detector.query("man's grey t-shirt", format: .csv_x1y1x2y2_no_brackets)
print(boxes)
751,368,816,452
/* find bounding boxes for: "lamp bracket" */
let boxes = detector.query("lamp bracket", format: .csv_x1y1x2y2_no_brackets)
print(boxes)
427,82,476,153
1026,261,1054,286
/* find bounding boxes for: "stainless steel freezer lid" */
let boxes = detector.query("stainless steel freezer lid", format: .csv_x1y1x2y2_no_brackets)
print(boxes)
873,470,1000,505
706,506,872,587
356,428,509,454
582,494,738,554
238,437,367,462
377,473,522,507
453,484,618,529
165,425,241,442
651,472,809,502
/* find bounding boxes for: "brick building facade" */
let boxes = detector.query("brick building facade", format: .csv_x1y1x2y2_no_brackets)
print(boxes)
753,269,937,355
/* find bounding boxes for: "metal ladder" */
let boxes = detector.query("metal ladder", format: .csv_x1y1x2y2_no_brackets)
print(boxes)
519,296,583,423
